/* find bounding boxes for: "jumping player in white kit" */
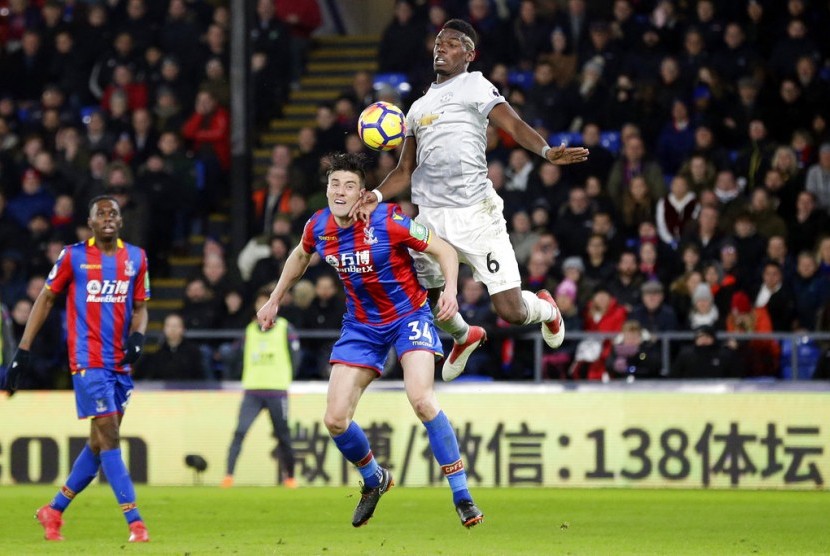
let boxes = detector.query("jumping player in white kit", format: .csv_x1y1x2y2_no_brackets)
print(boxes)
352,19,589,381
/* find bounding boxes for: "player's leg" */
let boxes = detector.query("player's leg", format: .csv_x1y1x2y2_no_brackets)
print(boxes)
265,395,297,486
90,371,149,541
396,313,483,528
456,192,563,347
224,393,264,486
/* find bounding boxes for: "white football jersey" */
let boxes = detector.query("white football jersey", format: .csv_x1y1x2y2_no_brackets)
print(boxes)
406,71,506,208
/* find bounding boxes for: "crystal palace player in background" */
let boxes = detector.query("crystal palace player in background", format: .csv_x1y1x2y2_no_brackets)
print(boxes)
352,19,589,380
4,195,151,543
257,152,484,528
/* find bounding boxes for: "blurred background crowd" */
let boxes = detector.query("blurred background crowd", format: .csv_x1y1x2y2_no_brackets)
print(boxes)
2,0,830,387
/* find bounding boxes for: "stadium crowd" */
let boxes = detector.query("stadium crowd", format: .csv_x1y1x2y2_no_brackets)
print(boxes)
2,0,830,386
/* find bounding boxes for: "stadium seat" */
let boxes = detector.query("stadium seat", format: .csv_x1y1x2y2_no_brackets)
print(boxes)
507,70,534,91
780,338,821,380
548,131,582,147
373,72,412,98
599,131,621,155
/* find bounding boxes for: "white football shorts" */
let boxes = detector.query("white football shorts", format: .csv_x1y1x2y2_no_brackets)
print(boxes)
411,190,521,295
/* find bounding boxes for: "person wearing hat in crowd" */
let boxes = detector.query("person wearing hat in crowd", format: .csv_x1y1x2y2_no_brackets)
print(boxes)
561,255,594,309
629,279,679,334
726,290,780,377
670,324,743,379
688,282,721,330
605,320,662,381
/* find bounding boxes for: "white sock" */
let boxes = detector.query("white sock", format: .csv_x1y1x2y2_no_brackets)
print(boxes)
521,290,554,325
432,307,470,343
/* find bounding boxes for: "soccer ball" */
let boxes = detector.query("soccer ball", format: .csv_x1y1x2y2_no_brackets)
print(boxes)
357,101,406,151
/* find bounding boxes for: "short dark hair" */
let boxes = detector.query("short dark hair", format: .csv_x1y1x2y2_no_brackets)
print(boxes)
88,194,120,213
442,19,478,48
326,152,367,185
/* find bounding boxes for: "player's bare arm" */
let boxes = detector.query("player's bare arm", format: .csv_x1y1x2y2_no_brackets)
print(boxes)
424,233,459,321
349,136,418,221
488,103,589,165
17,287,57,350
258,244,312,330
130,300,149,336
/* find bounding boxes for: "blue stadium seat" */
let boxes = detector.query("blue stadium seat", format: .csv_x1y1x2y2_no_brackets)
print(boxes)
548,131,582,147
373,72,412,98
508,70,534,91
599,131,621,155
780,338,821,380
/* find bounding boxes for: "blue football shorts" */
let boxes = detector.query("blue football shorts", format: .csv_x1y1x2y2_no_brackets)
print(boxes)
72,369,134,419
330,305,443,374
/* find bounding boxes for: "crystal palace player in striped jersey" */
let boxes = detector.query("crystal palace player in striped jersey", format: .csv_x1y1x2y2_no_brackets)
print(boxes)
257,153,484,528
5,195,150,542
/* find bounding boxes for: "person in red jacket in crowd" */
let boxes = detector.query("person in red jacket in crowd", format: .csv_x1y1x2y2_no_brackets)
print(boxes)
572,285,628,380
725,290,780,378
275,0,322,87
101,65,148,113
181,90,230,211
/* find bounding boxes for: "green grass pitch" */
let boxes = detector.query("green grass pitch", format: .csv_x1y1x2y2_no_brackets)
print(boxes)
2,486,829,555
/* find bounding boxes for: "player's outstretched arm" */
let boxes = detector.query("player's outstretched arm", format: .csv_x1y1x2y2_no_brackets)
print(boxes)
424,234,459,321
350,136,418,221
488,103,589,165
258,244,312,330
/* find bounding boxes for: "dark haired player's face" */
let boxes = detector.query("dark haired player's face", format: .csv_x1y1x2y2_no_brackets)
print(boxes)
434,30,474,77
326,170,363,221
88,200,123,240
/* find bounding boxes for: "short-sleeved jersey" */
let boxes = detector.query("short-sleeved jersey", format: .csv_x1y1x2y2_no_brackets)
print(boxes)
406,71,506,209
301,203,431,325
46,238,151,373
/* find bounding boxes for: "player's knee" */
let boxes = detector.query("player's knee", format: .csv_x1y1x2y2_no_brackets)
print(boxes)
497,305,526,325
324,413,348,436
410,395,439,422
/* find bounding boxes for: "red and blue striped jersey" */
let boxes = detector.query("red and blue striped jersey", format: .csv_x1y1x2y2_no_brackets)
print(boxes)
301,203,431,325
45,238,151,373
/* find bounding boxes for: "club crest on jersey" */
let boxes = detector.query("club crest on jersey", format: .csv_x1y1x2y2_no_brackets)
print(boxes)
325,255,339,267
124,259,136,277
440,93,453,103
363,226,378,245
95,398,107,413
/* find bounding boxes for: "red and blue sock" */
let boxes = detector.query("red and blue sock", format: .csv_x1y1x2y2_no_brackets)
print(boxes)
332,421,383,488
50,444,100,512
100,449,142,524
424,411,471,505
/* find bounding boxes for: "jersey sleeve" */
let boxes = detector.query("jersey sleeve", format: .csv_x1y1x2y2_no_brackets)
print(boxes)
45,247,72,294
405,105,416,138
134,248,151,301
300,217,317,254
468,72,506,116
386,204,431,252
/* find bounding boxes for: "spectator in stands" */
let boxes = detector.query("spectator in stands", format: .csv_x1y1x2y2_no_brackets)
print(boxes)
583,233,613,284
301,274,345,379
275,0,321,87
619,176,656,239
806,142,830,211
656,99,695,175
252,165,293,236
158,0,202,81
511,0,550,71
793,251,827,330
670,324,742,379
524,60,569,132
754,262,795,332
509,211,539,267
734,119,775,192
607,135,664,209
763,235,796,285
104,161,148,248
790,191,829,256
379,0,425,74
726,290,780,378
523,249,557,294
656,175,699,246
748,188,787,241
607,250,643,313
688,281,720,330
575,284,627,380
554,186,593,257
569,58,608,132
182,276,219,332
630,279,679,333
134,313,204,381
181,89,229,210
538,26,576,88
9,296,63,388
248,234,291,299
605,320,662,381
8,169,54,229
703,260,738,320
